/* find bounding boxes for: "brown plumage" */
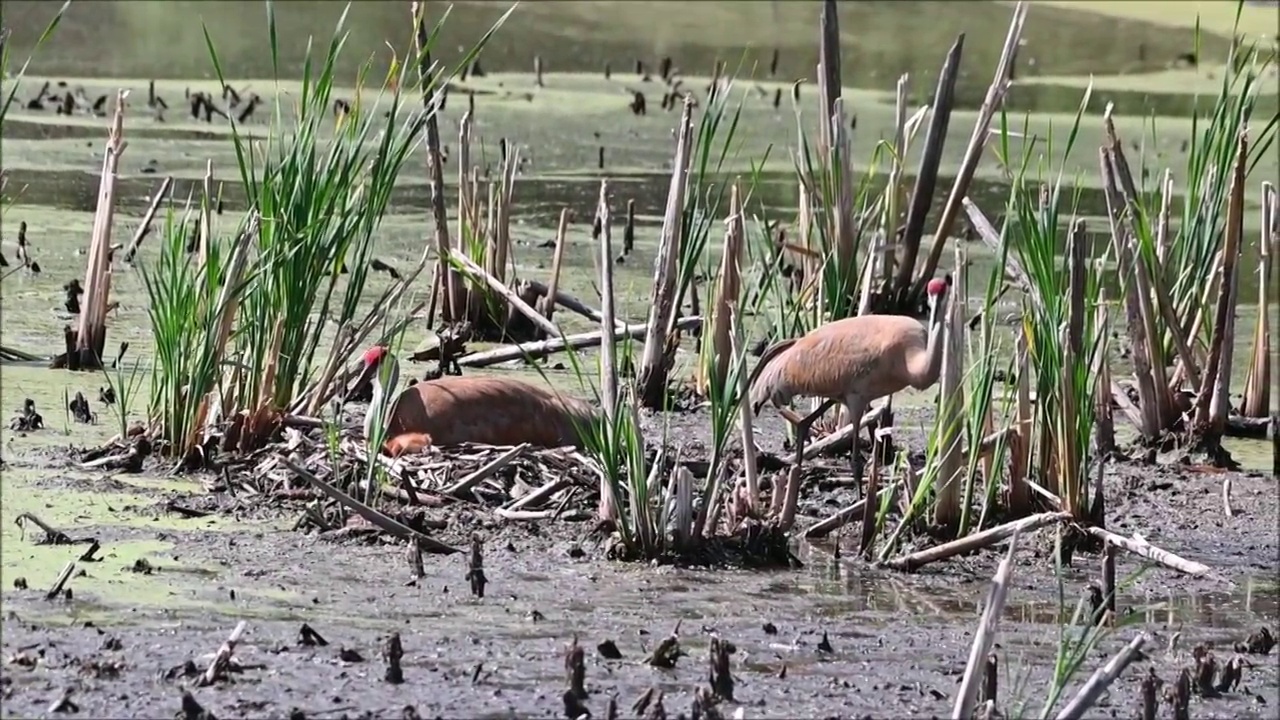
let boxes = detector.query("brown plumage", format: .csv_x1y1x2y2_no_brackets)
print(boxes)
362,347,600,451
748,276,952,495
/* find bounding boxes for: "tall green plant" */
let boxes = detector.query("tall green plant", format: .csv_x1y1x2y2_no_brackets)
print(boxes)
200,1,512,419
1000,89,1105,519
140,208,255,456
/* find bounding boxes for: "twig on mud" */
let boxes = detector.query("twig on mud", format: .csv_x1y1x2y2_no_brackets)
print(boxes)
953,529,1021,720
645,626,685,669
1054,633,1149,720
1221,476,1234,518
493,508,558,521
409,537,426,579
197,620,246,687
283,457,459,555
804,485,897,539
46,688,79,715
79,540,101,562
1079,526,1210,577
565,635,589,712
504,477,570,511
15,512,73,544
443,443,528,498
45,561,76,600
884,511,1068,571
1140,668,1163,720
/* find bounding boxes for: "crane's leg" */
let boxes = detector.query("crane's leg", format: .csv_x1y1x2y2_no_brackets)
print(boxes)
778,399,839,467
843,395,869,501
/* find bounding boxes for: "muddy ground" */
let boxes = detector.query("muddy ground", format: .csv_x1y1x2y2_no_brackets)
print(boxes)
1,404,1277,719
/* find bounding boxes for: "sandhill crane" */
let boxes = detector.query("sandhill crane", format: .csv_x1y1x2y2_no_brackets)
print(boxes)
357,346,601,455
748,276,952,497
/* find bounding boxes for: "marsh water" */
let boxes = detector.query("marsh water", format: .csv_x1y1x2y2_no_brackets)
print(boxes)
2,1,1278,716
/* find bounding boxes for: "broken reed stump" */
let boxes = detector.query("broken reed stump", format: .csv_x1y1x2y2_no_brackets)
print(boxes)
635,98,695,409
708,636,734,701
197,620,246,686
383,632,405,684
71,88,129,371
413,1,463,324
467,533,486,598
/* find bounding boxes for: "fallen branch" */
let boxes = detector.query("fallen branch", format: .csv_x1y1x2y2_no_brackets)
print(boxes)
883,511,1069,572
526,279,626,328
1079,526,1210,577
505,477,571,511
797,401,890,462
448,250,561,338
45,561,76,600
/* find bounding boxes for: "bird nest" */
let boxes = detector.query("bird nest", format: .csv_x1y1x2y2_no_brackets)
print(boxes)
235,425,604,532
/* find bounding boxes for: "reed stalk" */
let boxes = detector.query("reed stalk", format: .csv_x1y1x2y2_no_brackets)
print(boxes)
1241,182,1276,417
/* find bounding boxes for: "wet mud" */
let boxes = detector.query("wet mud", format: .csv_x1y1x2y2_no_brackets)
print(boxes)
2,404,1277,719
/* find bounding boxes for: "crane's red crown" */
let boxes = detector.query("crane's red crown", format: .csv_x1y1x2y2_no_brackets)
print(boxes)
926,278,948,296
362,345,388,366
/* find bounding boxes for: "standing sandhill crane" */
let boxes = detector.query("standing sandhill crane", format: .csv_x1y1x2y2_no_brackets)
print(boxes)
357,346,602,456
748,276,952,497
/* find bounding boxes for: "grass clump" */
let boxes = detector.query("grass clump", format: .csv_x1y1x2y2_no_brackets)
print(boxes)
140,1,510,461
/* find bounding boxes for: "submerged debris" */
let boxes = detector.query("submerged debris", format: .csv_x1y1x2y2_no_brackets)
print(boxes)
68,391,93,424
10,398,44,431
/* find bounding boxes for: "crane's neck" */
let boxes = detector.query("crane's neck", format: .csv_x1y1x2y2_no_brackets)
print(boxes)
920,296,948,387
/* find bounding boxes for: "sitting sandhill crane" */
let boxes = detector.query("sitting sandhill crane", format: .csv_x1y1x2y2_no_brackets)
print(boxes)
357,346,602,456
748,276,952,498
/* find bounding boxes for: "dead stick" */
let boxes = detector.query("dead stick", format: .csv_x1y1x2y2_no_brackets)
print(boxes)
1222,476,1234,518
952,530,1021,720
284,458,460,554
1080,526,1210,576
541,208,571,321
504,477,570,511
884,512,1069,571
456,316,701,368
448,251,561,338
45,561,76,600
797,402,890,462
804,485,896,539
443,443,528,497
123,175,173,262
15,512,72,544
526,279,627,328
198,620,246,686
1054,634,1149,720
